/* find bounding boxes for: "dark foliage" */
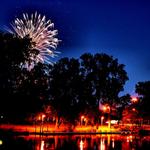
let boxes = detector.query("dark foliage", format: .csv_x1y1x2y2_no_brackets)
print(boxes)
0,32,47,123
135,81,150,117
49,53,129,123
0,31,129,124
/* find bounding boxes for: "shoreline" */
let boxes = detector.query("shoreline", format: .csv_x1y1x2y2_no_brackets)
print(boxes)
0,129,138,136
0,124,149,136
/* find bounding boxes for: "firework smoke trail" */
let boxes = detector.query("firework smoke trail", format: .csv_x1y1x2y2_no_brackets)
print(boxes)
10,12,60,64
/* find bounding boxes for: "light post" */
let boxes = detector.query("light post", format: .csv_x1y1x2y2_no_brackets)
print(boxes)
107,106,111,129
42,114,46,122
131,96,139,126
103,105,111,129
101,116,104,126
34,116,37,134
81,116,84,126
39,114,46,134
84,118,87,126
41,114,46,133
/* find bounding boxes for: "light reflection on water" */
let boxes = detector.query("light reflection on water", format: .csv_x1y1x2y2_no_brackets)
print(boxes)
0,134,150,150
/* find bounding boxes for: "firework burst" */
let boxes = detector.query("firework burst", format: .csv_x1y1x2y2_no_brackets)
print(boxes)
10,12,60,64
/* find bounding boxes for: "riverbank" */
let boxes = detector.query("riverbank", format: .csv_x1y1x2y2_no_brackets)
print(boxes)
0,124,122,135
0,124,149,135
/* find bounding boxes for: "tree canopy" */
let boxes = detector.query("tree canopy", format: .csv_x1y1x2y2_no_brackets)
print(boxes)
135,81,150,117
0,33,31,113
0,32,129,123
49,53,129,123
0,32,47,122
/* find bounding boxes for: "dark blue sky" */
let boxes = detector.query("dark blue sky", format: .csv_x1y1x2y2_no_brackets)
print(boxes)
1,0,150,95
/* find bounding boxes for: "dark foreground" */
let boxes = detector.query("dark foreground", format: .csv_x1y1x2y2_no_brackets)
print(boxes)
0,133,150,150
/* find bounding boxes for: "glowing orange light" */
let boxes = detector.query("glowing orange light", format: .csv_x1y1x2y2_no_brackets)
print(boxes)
131,97,138,103
103,106,107,111
101,116,104,120
107,106,110,109
129,135,133,142
132,108,136,112
103,105,110,112
0,140,3,145
127,136,129,142
42,114,46,118
81,116,84,119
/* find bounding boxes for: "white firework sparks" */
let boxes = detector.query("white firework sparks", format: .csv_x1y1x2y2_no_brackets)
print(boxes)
10,12,60,64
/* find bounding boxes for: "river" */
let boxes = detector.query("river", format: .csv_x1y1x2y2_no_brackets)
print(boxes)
0,134,150,150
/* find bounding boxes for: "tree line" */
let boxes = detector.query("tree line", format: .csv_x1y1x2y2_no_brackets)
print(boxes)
0,32,149,124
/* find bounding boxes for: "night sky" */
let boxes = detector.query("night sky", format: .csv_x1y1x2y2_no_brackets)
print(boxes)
1,0,150,95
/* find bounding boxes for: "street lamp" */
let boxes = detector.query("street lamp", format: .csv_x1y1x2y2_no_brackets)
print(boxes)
107,106,111,129
132,108,136,112
81,116,84,126
102,105,110,113
102,105,111,129
39,114,46,134
101,116,104,126
42,114,46,122
84,118,87,126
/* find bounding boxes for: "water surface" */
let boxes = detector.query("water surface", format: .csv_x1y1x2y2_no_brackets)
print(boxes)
0,134,150,150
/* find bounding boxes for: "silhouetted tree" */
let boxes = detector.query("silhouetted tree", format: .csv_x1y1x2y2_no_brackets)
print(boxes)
79,53,129,125
0,32,31,117
0,32,129,124
49,53,129,124
49,58,82,124
135,81,150,117
117,94,131,120
80,53,128,105
0,32,46,123
12,63,50,122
